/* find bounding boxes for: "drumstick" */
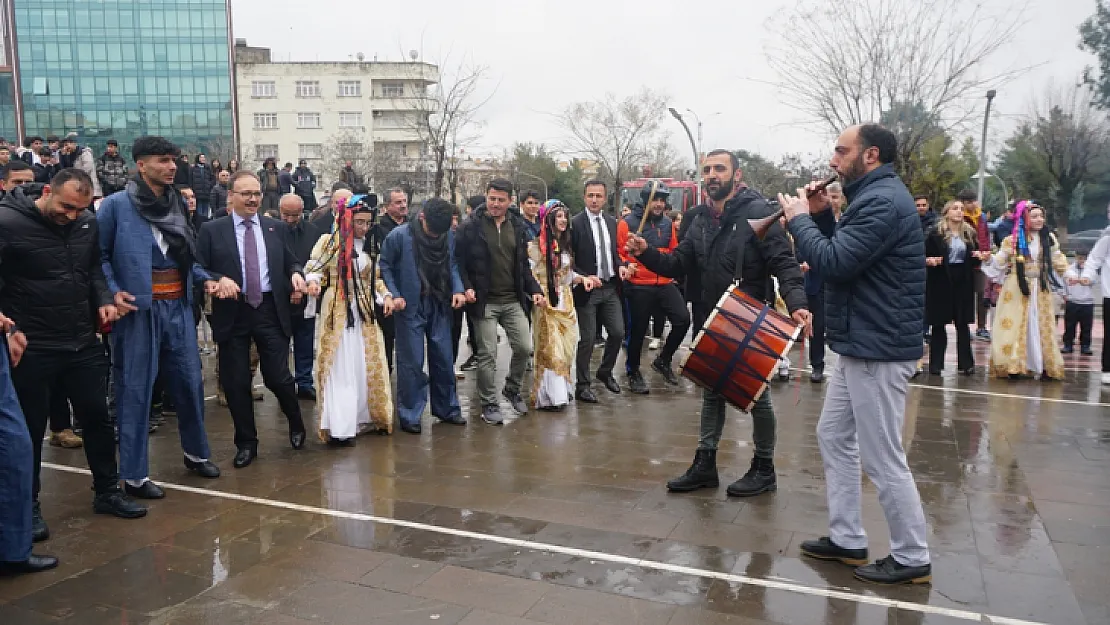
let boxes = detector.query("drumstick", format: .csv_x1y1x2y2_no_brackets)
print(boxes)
636,180,659,235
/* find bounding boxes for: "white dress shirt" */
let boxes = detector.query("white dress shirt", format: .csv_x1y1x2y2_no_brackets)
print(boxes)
589,210,612,280
232,212,271,292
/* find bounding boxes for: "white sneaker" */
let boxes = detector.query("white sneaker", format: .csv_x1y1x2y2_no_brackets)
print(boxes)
1102,372,1110,385
648,338,661,350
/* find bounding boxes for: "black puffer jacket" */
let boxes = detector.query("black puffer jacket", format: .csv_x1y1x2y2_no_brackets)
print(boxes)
637,187,806,313
454,204,541,317
0,184,113,352
191,163,214,201
789,164,925,362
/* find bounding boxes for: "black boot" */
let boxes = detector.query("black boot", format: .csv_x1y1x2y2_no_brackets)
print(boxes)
31,502,49,542
726,456,777,497
666,449,719,492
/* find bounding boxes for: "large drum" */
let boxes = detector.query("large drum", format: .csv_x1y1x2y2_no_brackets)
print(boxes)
680,287,801,412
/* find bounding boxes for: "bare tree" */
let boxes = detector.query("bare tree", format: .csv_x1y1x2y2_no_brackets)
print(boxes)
394,55,491,198
319,129,400,192
765,0,1025,169
560,88,669,197
197,136,239,166
640,137,687,180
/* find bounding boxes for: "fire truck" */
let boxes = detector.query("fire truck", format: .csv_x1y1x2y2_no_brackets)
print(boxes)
618,170,700,213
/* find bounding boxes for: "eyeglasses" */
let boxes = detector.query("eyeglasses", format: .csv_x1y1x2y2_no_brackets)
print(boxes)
233,191,263,199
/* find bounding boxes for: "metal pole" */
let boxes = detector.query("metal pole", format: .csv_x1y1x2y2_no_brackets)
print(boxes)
686,108,704,201
668,107,698,190
977,90,996,209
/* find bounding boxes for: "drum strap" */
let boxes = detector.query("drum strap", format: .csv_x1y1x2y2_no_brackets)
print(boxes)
711,304,770,401
729,207,756,286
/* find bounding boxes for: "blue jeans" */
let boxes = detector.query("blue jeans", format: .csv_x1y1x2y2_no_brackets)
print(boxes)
0,343,33,562
291,315,315,391
112,298,210,481
395,296,461,427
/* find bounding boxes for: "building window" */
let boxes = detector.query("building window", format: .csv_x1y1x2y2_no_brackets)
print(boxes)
253,113,278,129
379,82,404,98
338,80,361,97
339,143,362,155
296,81,320,98
299,144,323,160
255,144,279,160
338,112,363,128
251,81,276,98
376,112,406,128
297,113,321,129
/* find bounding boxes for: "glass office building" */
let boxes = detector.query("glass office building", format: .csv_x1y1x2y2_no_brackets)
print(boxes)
2,0,236,159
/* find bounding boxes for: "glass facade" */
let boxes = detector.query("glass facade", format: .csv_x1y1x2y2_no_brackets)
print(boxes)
11,0,234,160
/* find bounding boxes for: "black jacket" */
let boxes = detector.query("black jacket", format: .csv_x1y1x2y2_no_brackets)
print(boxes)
369,214,405,254
0,184,113,352
925,228,981,326
637,188,806,314
191,164,214,200
196,215,304,341
210,183,228,214
284,218,323,318
569,208,625,306
454,205,541,317
789,164,925,362
174,156,192,187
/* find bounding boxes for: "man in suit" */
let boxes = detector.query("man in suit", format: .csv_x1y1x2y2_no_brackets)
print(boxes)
570,179,631,404
277,193,323,399
197,171,309,469
97,136,221,502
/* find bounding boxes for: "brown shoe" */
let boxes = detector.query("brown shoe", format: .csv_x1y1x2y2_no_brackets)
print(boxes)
49,429,84,449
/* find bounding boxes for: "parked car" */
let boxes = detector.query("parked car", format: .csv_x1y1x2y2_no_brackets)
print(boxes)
1062,229,1105,255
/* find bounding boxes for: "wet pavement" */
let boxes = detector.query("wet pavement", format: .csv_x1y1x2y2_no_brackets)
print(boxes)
3,326,1108,625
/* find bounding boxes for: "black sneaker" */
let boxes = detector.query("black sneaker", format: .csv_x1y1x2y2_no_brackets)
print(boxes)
460,355,479,371
975,328,991,341
854,555,932,585
800,536,869,566
31,502,49,543
1081,347,1094,356
809,367,825,383
651,358,680,385
1061,346,1074,354
501,388,528,414
93,490,148,519
726,457,776,497
666,449,719,492
480,404,504,426
628,371,649,394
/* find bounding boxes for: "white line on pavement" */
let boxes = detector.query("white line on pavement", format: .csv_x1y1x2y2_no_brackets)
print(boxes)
41,462,1048,625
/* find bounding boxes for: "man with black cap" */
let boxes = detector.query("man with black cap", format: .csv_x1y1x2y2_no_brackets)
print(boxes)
380,198,468,434
97,136,221,503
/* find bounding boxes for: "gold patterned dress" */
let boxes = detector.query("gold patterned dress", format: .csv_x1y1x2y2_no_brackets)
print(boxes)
528,242,579,408
984,234,1068,379
305,235,394,439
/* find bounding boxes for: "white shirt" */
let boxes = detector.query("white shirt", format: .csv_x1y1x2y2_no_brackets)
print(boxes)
1082,229,1110,300
589,210,612,280
232,212,271,293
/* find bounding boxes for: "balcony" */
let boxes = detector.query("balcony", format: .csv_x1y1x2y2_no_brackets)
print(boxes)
370,95,438,113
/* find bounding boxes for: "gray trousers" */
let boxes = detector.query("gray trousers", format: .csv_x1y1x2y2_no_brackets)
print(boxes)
474,301,532,407
574,282,625,389
817,355,930,567
697,388,776,459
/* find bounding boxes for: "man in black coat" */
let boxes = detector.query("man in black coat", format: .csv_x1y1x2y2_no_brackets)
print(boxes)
209,169,230,218
278,194,323,399
197,171,308,468
627,150,809,499
570,180,630,403
780,123,931,585
454,178,544,425
0,171,148,541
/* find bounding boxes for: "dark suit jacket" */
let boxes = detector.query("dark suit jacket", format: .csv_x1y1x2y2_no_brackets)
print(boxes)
570,209,624,306
197,214,304,342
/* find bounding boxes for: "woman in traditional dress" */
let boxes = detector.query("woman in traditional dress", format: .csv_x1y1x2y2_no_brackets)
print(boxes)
304,196,394,441
984,201,1068,380
924,200,988,375
528,200,599,411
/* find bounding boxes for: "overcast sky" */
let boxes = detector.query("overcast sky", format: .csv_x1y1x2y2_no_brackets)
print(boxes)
232,0,1097,165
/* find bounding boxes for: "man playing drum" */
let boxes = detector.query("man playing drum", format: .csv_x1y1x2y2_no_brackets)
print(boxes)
626,149,810,497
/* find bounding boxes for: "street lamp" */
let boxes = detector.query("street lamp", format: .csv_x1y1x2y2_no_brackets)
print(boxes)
976,90,997,208
668,107,700,199
516,170,548,202
970,171,1010,209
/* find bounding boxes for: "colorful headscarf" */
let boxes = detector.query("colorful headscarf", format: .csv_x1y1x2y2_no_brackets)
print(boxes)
1010,200,1030,262
539,199,569,308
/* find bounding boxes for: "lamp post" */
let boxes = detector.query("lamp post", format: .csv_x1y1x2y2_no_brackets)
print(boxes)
976,90,997,208
970,171,1010,209
667,107,700,199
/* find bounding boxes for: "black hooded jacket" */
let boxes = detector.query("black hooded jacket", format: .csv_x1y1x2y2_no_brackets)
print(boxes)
0,184,113,351
636,187,806,313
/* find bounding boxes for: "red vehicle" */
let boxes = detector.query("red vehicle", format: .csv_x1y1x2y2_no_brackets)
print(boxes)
619,177,699,213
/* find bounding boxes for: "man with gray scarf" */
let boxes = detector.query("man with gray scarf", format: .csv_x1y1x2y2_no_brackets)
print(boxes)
97,136,221,504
